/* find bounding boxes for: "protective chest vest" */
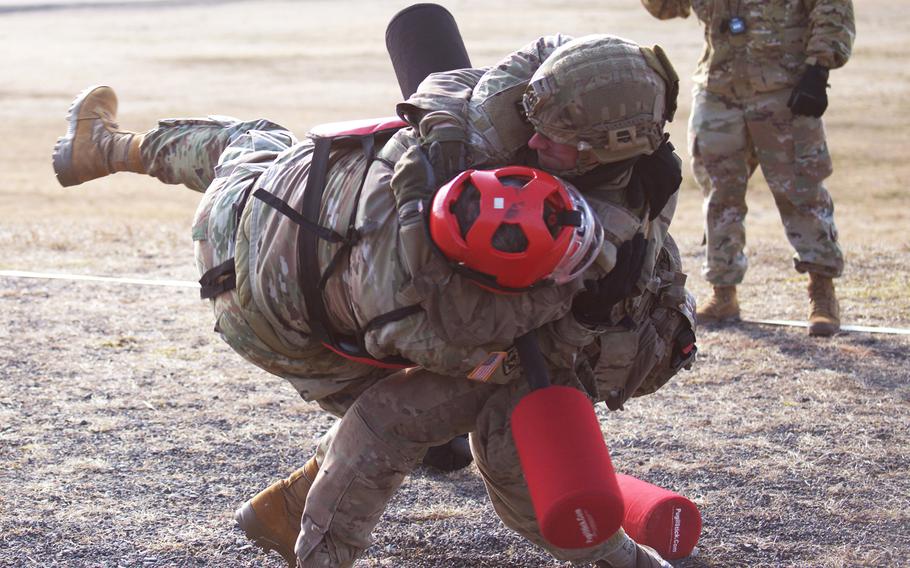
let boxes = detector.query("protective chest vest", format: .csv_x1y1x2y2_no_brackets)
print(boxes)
199,117,421,369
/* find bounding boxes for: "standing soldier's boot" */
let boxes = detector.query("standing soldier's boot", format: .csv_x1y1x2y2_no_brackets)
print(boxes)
808,273,840,337
696,285,740,323
235,457,319,568
595,528,672,568
53,85,146,187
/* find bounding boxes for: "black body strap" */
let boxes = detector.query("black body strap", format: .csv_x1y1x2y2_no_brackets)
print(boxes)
199,258,236,300
198,184,257,300
297,136,336,344
255,128,418,367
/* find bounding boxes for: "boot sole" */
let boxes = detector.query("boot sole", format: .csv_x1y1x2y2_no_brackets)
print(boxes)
696,313,740,324
808,322,839,337
234,501,297,568
52,85,106,188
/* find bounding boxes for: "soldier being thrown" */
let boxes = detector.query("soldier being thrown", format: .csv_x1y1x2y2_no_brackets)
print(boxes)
641,0,855,336
53,34,696,568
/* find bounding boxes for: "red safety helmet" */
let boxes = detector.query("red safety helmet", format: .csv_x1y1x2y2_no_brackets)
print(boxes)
429,166,602,291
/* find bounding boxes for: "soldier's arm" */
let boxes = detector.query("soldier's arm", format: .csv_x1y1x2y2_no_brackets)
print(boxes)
365,136,583,379
640,0,691,20
400,35,575,164
804,0,855,69
472,34,574,99
396,68,485,128
393,70,482,182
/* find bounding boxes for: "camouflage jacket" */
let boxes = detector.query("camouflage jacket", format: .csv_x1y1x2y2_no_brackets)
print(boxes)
390,34,680,354
215,36,684,402
229,126,585,397
641,0,855,97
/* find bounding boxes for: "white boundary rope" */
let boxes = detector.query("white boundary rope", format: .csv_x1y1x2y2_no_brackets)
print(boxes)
742,318,910,336
2,270,909,335
0,269,198,289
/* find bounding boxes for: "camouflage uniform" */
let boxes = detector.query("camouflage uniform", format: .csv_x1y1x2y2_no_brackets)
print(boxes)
642,0,854,284
397,34,694,408
294,36,695,566
143,119,689,568
139,35,694,567
145,116,582,405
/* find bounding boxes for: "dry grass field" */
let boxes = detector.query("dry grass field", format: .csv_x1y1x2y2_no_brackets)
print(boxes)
1,1,908,567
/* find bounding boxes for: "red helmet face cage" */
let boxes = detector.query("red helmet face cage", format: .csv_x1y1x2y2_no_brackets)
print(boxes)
429,166,599,290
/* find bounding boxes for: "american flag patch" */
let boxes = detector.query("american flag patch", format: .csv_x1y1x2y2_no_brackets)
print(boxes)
467,351,508,382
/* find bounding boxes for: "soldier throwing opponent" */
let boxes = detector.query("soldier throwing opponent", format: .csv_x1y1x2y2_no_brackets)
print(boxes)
53,34,695,568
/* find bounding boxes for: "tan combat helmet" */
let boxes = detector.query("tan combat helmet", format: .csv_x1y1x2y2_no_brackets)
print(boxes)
523,34,679,169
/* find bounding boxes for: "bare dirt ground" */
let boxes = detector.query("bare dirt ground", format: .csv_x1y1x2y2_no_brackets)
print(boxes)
1,1,908,567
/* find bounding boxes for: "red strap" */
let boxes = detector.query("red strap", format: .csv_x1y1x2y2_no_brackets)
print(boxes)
309,117,407,138
321,342,410,370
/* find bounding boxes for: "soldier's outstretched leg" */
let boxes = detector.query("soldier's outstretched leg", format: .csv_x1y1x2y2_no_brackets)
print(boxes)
53,85,294,192
53,85,145,187
294,368,499,567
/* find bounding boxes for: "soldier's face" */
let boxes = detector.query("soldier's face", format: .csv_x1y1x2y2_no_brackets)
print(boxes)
528,132,579,171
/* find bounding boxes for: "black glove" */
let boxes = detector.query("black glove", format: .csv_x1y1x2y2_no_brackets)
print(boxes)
788,64,829,118
627,135,682,220
571,233,648,326
422,123,468,186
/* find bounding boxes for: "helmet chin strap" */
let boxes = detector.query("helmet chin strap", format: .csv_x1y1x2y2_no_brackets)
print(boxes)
546,149,607,178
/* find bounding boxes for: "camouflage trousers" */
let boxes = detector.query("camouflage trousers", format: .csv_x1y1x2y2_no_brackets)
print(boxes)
689,87,844,286
299,366,629,568
141,115,289,191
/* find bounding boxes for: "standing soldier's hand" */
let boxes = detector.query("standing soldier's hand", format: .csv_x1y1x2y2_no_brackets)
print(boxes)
788,64,830,118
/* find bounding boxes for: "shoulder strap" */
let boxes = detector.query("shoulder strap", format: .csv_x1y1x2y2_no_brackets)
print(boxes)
297,136,337,345
258,130,421,368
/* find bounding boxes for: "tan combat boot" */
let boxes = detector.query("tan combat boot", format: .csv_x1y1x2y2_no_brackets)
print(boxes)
696,285,740,323
595,528,672,568
808,273,840,337
234,457,319,568
52,85,146,187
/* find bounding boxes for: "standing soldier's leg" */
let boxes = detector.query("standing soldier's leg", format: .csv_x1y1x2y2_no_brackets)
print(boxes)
295,368,499,568
689,88,754,321
53,85,290,192
470,377,670,567
747,91,843,335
